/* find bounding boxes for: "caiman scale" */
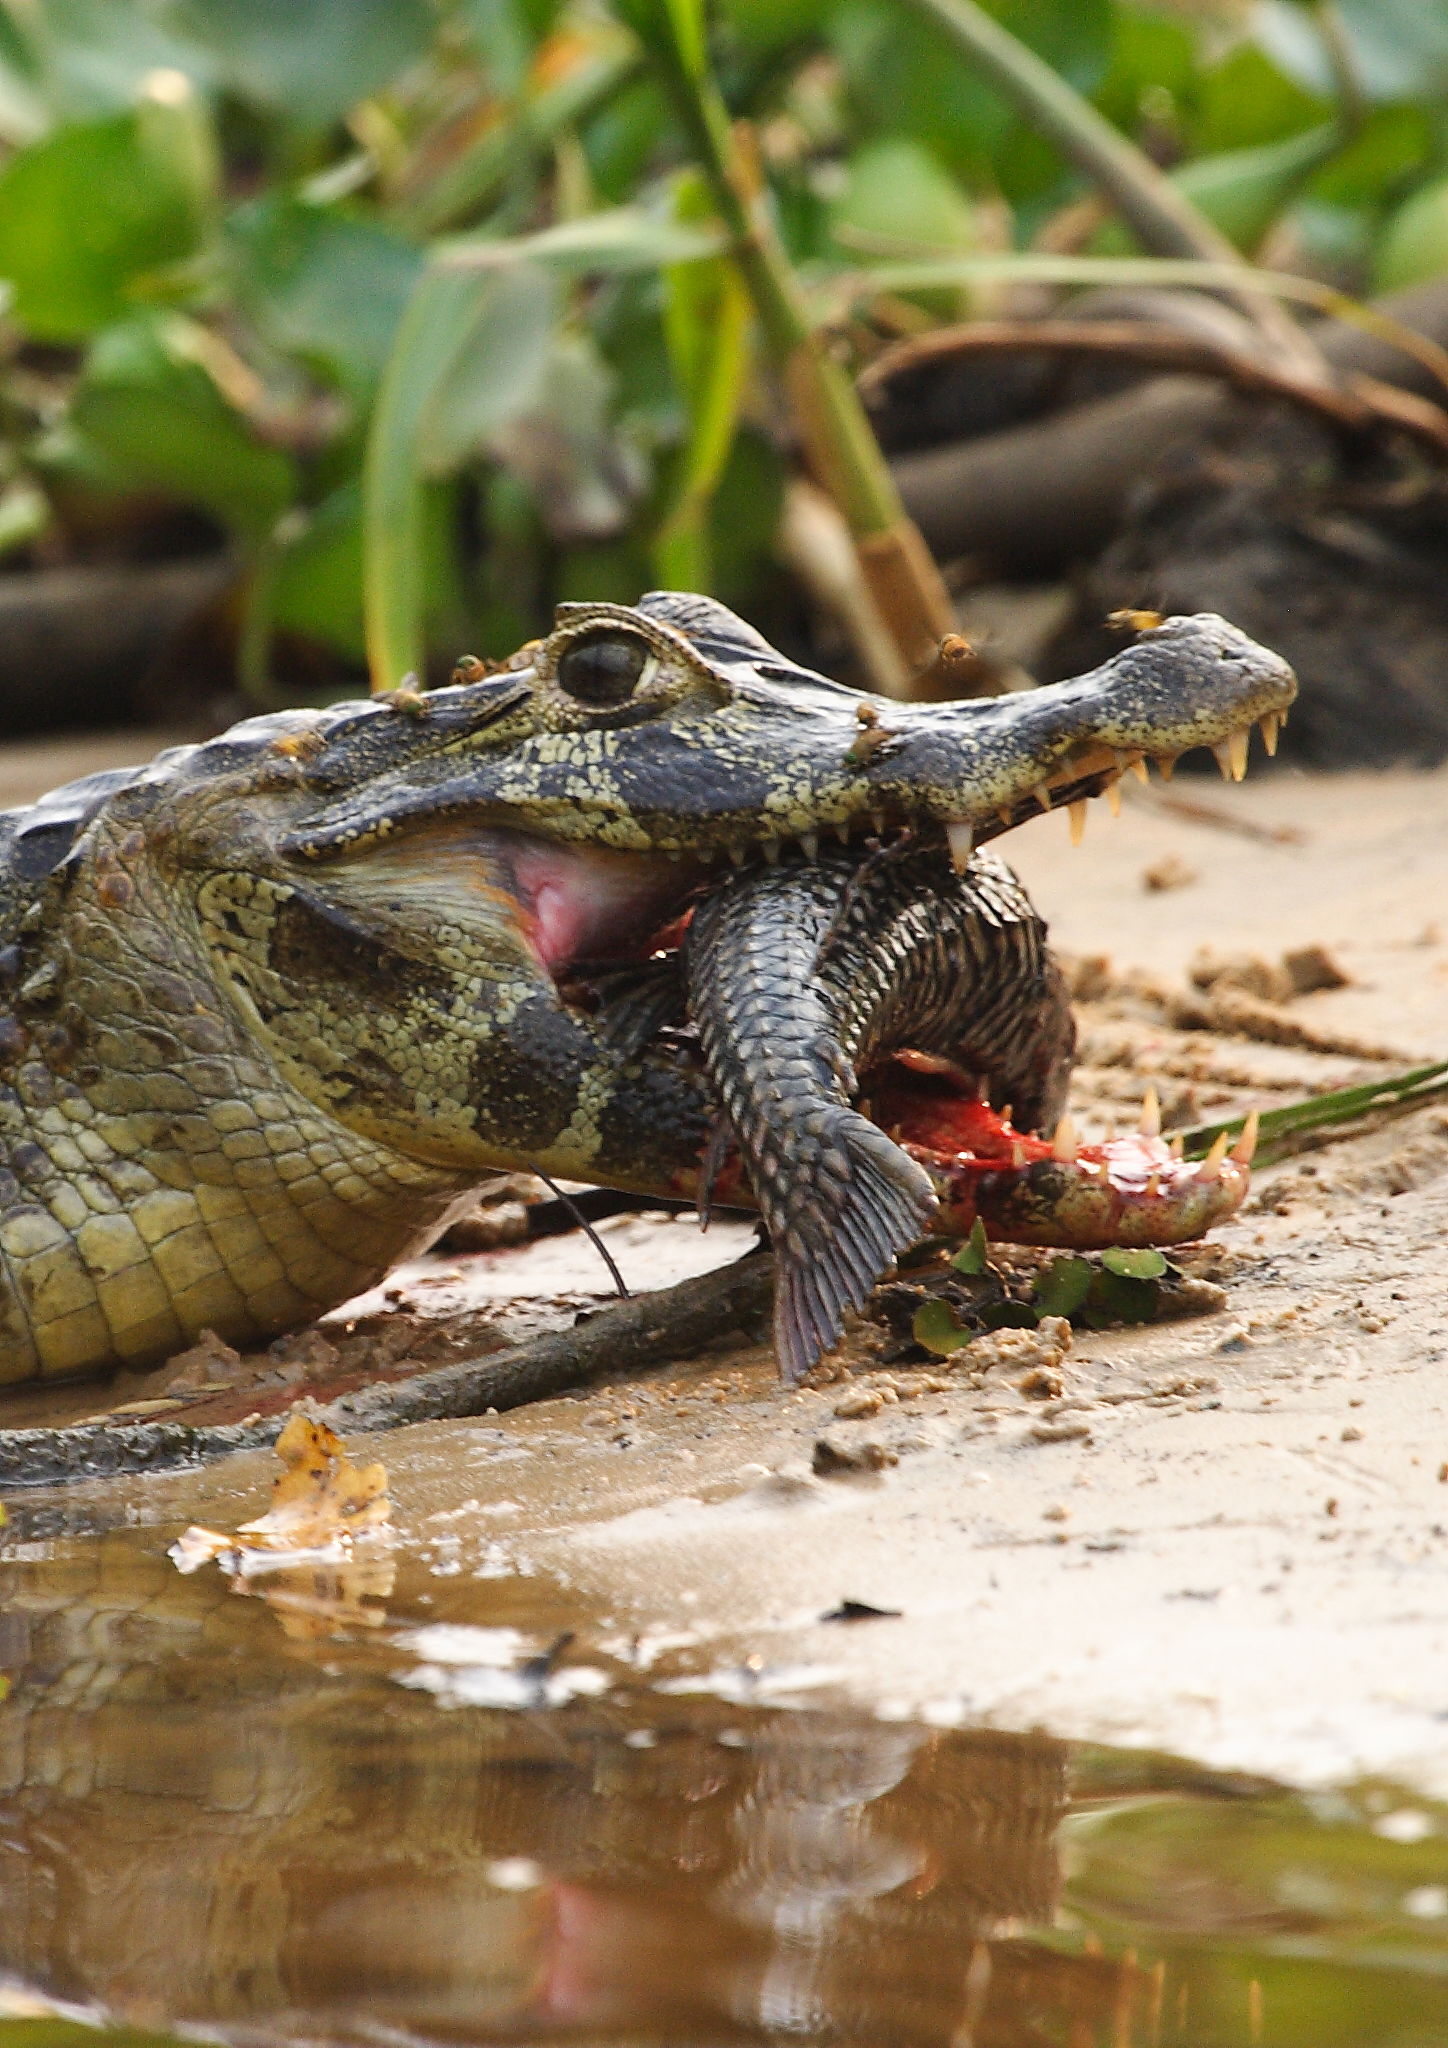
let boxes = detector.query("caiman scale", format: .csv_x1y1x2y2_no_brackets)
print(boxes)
0,593,1295,1385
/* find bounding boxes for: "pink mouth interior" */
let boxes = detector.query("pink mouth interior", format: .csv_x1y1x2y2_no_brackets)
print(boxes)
505,835,703,977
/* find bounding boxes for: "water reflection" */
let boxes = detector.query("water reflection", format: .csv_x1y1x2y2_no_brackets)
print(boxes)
2,1526,1448,2046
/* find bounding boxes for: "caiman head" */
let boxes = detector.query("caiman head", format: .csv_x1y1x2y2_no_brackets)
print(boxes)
9,592,1295,1183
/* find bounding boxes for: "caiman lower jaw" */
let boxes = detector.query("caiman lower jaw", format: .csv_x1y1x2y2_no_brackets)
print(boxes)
867,1059,1257,1249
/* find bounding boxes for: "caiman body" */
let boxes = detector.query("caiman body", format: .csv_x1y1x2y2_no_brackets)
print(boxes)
0,593,1295,1384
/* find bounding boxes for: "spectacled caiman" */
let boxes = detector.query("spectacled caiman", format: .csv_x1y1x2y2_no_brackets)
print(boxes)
0,592,1294,1389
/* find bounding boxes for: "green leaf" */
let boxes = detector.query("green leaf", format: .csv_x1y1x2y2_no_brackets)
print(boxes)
0,86,217,339
437,207,723,276
18,0,211,124
1101,1246,1168,1281
1092,124,1340,257
165,0,433,131
1033,1254,1093,1318
417,264,560,475
1083,1268,1158,1327
981,1300,1040,1330
913,1297,977,1355
951,1219,990,1275
1256,0,1448,106
73,316,295,541
830,137,977,257
229,197,423,401
1190,40,1328,157
1375,174,1448,294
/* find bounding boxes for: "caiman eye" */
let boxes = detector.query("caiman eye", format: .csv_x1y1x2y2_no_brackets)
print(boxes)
556,628,651,708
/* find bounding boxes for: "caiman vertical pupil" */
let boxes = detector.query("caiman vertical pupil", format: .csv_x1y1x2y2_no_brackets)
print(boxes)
556,629,649,707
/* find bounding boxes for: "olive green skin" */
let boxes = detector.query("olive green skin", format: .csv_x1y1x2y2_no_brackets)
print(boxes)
0,593,1295,1383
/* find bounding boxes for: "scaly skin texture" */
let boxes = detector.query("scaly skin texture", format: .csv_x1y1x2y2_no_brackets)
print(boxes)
0,593,1296,1384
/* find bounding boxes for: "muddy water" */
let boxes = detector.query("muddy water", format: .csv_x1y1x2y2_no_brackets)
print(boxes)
3,1496,1448,2048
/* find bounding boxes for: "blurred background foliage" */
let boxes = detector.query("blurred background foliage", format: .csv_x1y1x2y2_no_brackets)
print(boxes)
0,0,1441,713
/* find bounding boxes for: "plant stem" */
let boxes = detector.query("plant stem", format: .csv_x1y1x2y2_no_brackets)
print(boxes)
640,12,957,683
1179,1061,1448,1166
897,0,1324,374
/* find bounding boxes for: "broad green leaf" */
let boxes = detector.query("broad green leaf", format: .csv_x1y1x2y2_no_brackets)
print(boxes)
830,137,976,257
1093,124,1339,256
833,0,1110,176
229,196,423,401
1091,6,1195,136
1255,0,1448,106
73,317,295,541
271,480,460,662
1375,174,1448,294
164,0,432,131
719,0,831,57
1190,40,1328,157
417,263,560,474
1100,1246,1168,1281
1308,104,1431,208
0,85,217,339
980,1300,1039,1330
19,0,212,123
913,1297,976,1355
1033,1254,1093,1319
1083,1268,1159,1327
951,1219,990,1275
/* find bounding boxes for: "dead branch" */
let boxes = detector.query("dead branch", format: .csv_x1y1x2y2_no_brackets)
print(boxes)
0,1253,775,1489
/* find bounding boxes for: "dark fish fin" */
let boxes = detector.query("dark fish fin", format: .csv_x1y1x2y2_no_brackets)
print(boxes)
772,1110,936,1384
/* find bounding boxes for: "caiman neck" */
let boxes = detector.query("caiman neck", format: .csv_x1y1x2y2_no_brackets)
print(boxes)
0,813,468,1382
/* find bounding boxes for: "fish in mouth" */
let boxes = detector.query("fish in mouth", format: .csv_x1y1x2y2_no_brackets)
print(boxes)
684,842,1254,1382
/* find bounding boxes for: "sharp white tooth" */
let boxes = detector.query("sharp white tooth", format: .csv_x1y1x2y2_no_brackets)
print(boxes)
1198,1130,1231,1180
1231,1109,1260,1165
1105,780,1122,818
728,843,746,867
1128,754,1149,785
762,839,781,864
1068,799,1088,847
870,810,886,837
1010,1140,1028,1170
1228,727,1250,780
1157,754,1178,782
1034,782,1053,812
946,819,974,872
1212,739,1233,781
1259,710,1280,757
997,806,1014,828
1169,1134,1185,1159
834,820,851,844
1138,1085,1160,1137
1051,1115,1079,1163
800,830,819,859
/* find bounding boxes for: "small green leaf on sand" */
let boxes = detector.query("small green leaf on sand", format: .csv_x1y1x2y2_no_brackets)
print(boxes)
1034,1254,1094,1318
1101,1246,1169,1279
913,1297,976,1354
951,1219,990,1274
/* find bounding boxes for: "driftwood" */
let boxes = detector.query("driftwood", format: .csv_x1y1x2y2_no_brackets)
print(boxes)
0,556,232,734
0,1251,775,1489
889,279,1448,574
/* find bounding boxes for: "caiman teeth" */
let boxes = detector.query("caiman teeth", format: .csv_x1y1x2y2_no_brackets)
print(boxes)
1051,1114,1079,1162
1169,1134,1185,1159
728,843,747,867
1035,782,1053,812
946,819,974,872
870,809,887,837
1259,711,1281,756
762,838,782,864
1138,1084,1160,1137
800,830,819,859
1128,755,1149,784
1105,780,1122,818
1068,799,1088,847
1213,728,1251,781
1156,754,1178,782
1232,1109,1260,1164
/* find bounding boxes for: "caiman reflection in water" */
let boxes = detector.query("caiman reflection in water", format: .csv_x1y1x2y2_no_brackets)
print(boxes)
0,1525,1116,2046
6,1524,1448,2047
